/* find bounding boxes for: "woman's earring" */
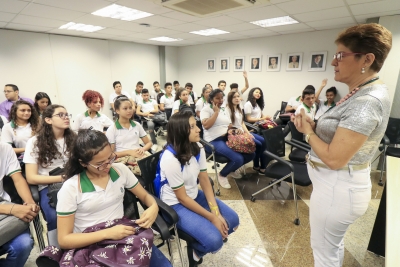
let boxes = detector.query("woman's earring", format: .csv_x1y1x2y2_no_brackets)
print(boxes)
361,67,365,74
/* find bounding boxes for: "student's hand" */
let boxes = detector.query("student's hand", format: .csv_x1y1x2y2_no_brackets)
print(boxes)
227,129,234,135
11,204,38,222
210,215,228,239
24,202,40,213
263,115,271,120
148,114,154,117
105,225,137,240
135,204,158,229
212,104,220,113
135,148,145,157
235,129,244,135
130,149,144,158
321,78,328,87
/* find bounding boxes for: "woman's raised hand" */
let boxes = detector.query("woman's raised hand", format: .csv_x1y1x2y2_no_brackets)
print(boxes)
294,109,314,134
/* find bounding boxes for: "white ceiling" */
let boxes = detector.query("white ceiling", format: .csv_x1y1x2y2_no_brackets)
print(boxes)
0,0,399,46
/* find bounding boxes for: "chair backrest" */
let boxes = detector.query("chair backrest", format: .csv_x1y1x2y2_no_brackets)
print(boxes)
288,121,304,143
280,101,288,114
386,117,400,144
261,127,286,157
137,151,162,194
157,93,165,104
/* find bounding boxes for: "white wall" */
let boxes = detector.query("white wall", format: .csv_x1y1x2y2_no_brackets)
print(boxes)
165,46,179,84
0,29,160,119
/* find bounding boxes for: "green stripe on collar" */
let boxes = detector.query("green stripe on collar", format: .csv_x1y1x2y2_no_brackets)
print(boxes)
109,167,120,182
10,120,16,128
296,96,301,101
85,110,101,117
115,120,136,129
79,171,96,193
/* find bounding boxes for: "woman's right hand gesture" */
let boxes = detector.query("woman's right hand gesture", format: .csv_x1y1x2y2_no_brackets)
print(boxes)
11,204,39,222
105,225,137,240
211,214,229,239
212,104,220,113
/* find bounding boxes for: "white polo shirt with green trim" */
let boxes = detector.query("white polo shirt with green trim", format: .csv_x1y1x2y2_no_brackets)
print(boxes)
72,111,113,132
0,142,22,201
160,94,175,109
1,121,33,148
56,163,139,233
159,144,207,206
106,120,147,152
138,99,157,113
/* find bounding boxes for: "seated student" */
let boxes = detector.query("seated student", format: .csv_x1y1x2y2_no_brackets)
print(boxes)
34,92,52,117
195,87,211,118
229,71,250,108
109,81,133,111
244,87,273,124
56,129,172,267
150,81,165,100
172,88,190,114
159,111,239,266
107,96,152,167
315,83,337,120
285,95,302,113
0,114,9,139
217,80,227,106
205,83,213,90
173,80,180,95
137,89,163,153
0,143,40,267
185,82,198,106
201,89,255,189
226,91,266,175
72,90,113,132
294,87,317,121
1,100,39,155
132,81,144,106
159,82,175,120
24,104,76,244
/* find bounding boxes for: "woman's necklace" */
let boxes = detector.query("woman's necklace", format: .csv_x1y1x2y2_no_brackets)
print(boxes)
335,76,379,106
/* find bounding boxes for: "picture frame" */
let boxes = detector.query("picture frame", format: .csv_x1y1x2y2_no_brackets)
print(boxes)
249,55,262,72
286,52,303,71
233,56,245,72
308,51,328,72
207,58,216,72
219,57,230,72
266,54,281,72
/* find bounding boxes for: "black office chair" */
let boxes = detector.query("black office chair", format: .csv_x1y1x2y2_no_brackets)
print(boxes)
287,121,310,162
250,127,312,225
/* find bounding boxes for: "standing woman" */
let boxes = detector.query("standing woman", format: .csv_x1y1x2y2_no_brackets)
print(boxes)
226,91,266,174
159,111,239,266
200,89,255,189
244,87,272,124
1,100,40,155
72,90,113,132
195,87,212,118
24,104,76,242
172,88,190,114
294,24,392,267
34,92,52,116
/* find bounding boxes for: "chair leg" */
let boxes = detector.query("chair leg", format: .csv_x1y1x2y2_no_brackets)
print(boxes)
211,150,220,196
166,239,175,266
290,172,300,225
173,225,186,267
378,152,386,186
250,173,291,202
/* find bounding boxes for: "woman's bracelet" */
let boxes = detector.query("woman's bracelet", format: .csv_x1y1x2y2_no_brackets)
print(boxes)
9,203,16,215
209,202,219,216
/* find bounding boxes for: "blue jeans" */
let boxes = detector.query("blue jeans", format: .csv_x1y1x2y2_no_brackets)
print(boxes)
40,187,57,231
206,136,255,177
252,133,267,169
169,190,239,258
0,230,33,267
150,244,172,267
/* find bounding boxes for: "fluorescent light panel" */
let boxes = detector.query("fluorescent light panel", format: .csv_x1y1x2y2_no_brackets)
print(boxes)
59,22,104,32
92,4,153,21
190,28,229,36
251,16,299,27
149,36,182,42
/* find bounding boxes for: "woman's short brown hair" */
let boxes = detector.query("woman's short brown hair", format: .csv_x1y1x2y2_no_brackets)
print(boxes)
335,23,392,72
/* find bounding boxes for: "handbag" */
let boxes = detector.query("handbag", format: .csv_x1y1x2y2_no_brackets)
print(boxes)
226,132,256,154
0,198,30,246
151,112,167,123
47,167,64,208
257,119,278,129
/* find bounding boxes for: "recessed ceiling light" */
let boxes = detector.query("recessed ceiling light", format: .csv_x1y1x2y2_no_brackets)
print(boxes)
92,4,153,21
190,28,229,36
250,16,299,27
59,22,104,32
149,36,182,42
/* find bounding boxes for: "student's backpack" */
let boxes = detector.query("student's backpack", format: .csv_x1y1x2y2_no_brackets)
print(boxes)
179,103,195,116
153,145,200,198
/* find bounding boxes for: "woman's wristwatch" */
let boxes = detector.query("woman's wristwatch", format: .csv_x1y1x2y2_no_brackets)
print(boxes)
305,132,315,143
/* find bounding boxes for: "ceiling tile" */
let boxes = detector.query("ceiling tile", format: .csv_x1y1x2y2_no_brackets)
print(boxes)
134,15,186,27
97,28,135,36
270,0,294,3
349,0,400,15
20,3,85,21
142,28,182,36
312,23,356,31
293,7,351,22
277,0,344,14
0,0,29,13
128,32,158,40
72,14,125,27
226,5,287,22
5,22,54,32
277,28,315,35
47,28,87,36
194,16,245,27
306,17,355,28
215,33,250,40
0,11,16,22
12,14,67,27
115,0,172,15
0,21,6,27
168,32,199,39
111,22,159,32
161,11,202,22
218,22,263,33
268,23,311,32
32,0,111,13
83,32,118,39
236,28,277,37
346,0,382,4
167,22,207,32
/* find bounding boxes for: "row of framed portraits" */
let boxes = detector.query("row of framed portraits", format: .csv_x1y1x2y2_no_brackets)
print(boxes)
207,51,328,72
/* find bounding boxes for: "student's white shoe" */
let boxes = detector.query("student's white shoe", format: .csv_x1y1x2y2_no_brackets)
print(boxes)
231,167,243,179
218,174,231,189
151,144,158,153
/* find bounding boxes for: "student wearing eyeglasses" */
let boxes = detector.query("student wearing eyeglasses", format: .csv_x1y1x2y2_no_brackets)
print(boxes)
24,104,77,245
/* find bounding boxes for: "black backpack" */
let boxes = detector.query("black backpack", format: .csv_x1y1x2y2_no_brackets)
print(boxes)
179,103,195,116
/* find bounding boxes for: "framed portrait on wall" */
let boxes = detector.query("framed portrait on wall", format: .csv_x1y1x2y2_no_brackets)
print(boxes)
233,56,245,72
308,51,327,72
219,57,230,72
249,55,262,71
207,58,216,72
286,53,303,71
266,54,281,72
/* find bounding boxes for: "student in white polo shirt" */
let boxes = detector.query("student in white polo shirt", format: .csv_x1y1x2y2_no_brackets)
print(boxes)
72,90,113,132
150,81,165,100
295,87,317,121
56,130,172,267
106,96,152,165
160,82,175,120
24,104,76,243
185,82,198,106
172,88,190,114
0,142,39,267
315,84,337,120
132,81,143,106
244,87,274,124
1,100,39,155
195,87,211,118
109,81,133,111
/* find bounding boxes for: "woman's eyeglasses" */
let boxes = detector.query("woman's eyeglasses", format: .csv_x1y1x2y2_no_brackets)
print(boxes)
333,52,366,62
52,113,72,119
88,153,117,171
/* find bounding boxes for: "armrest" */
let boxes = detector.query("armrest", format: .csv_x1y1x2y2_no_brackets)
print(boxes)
286,139,311,151
29,185,40,203
244,122,258,132
273,110,280,120
263,150,294,172
382,135,390,146
152,214,171,241
153,197,179,224
200,138,215,152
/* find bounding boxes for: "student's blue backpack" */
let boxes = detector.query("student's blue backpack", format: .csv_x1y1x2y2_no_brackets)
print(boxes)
154,145,200,198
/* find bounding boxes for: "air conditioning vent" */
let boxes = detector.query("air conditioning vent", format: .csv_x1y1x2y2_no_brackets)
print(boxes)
156,0,268,17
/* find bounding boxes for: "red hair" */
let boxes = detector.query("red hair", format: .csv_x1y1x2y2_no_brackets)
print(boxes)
82,90,104,107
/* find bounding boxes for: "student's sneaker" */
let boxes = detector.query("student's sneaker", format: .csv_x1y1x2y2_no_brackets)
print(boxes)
218,174,231,189
231,167,243,179
151,144,158,153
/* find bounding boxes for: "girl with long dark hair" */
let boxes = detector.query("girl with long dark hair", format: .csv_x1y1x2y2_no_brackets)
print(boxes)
34,92,52,116
172,88,190,114
244,87,272,123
